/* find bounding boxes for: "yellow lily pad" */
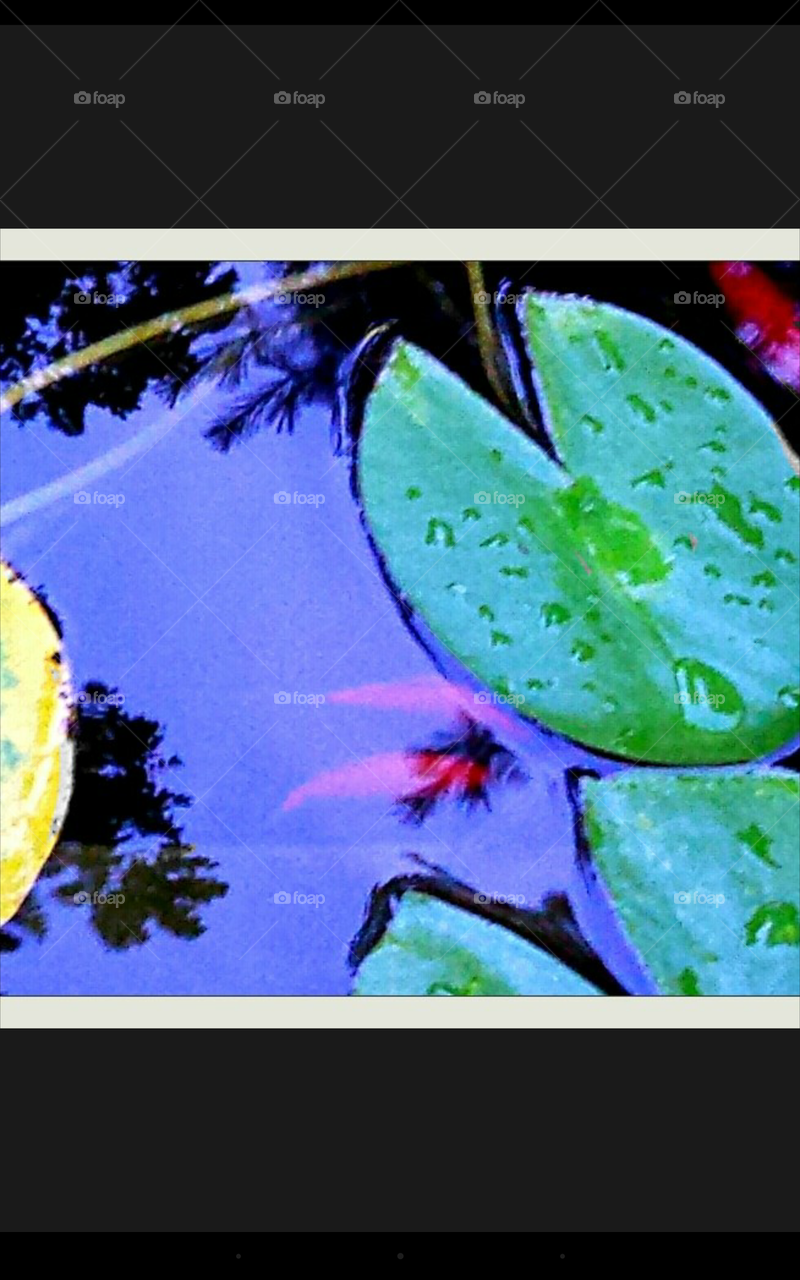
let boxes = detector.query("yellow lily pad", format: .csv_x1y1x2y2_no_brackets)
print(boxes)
0,562,73,926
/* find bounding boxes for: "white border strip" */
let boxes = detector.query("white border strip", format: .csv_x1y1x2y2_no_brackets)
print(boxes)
2,996,798,1029
1,228,797,260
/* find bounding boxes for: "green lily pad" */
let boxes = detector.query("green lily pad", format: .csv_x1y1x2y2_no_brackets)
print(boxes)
352,891,602,995
358,301,799,763
579,768,800,995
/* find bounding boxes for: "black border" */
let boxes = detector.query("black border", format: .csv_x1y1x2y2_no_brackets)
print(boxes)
2,1029,797,1232
1,21,798,226
1,13,799,1243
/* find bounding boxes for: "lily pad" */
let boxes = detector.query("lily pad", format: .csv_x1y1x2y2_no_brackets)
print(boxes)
578,768,800,995
357,300,799,763
0,562,73,927
352,891,602,995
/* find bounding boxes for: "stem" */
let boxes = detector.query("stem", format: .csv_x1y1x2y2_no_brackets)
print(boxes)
466,261,515,414
0,260,406,414
349,861,628,995
0,388,208,528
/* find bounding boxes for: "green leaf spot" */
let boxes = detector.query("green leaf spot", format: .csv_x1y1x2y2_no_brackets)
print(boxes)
425,518,455,549
677,967,702,995
737,822,780,868
625,393,657,423
745,902,799,949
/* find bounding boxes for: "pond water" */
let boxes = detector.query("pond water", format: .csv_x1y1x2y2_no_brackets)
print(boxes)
1,356,637,993
2,262,796,997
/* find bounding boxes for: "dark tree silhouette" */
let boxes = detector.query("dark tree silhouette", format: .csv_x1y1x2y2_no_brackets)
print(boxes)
0,681,228,957
209,259,798,453
1,261,236,435
0,892,47,954
2,260,796,451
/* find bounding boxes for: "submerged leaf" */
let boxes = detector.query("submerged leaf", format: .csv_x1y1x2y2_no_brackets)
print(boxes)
353,891,602,995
